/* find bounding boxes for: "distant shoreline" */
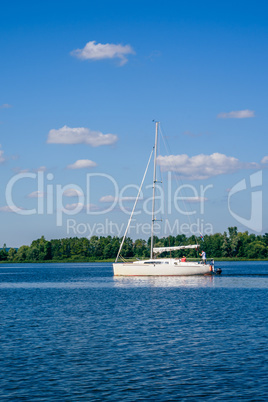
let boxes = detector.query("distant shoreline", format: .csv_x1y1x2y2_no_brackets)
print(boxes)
1,228,267,262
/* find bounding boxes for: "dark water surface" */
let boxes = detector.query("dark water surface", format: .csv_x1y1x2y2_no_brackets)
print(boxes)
0,262,267,401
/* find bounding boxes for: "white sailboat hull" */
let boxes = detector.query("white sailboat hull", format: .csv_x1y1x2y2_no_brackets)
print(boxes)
113,259,213,276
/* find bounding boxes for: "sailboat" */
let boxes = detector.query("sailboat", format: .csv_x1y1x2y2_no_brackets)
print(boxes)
113,122,217,276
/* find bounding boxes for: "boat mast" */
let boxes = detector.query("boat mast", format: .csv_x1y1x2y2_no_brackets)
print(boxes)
150,121,159,259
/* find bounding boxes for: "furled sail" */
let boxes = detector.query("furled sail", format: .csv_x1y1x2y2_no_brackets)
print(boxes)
153,245,199,255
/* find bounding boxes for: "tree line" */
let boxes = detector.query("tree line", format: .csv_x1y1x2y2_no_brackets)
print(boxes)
0,227,267,262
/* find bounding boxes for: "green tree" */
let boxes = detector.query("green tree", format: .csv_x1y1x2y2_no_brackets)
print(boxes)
228,227,240,257
30,236,52,260
207,233,224,258
134,239,147,257
121,237,134,258
262,233,268,247
7,248,17,261
245,241,267,259
103,243,113,259
0,244,8,261
15,245,30,261
221,231,230,257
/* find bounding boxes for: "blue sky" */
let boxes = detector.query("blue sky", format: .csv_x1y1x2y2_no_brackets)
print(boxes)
1,0,268,247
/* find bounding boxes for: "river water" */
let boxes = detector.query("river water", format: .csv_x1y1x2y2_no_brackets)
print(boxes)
0,261,267,401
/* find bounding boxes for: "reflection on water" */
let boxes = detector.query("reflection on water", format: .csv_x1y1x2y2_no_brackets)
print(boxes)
114,275,215,288
0,275,267,289
113,275,268,288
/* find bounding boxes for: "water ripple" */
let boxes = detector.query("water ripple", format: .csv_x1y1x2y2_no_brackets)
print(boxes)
0,262,267,401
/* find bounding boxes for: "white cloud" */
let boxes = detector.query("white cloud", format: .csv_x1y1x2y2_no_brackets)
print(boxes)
0,104,12,109
47,125,118,147
0,205,24,213
185,197,208,203
71,40,135,65
100,195,116,203
99,195,137,203
27,191,45,198
36,166,47,172
217,109,255,119
67,159,97,169
64,202,85,210
64,203,99,212
261,156,268,164
12,168,30,173
63,188,84,197
12,166,47,173
157,153,259,180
